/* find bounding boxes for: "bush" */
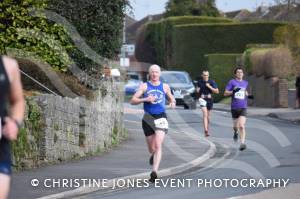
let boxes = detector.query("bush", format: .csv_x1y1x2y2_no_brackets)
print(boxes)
136,16,235,67
205,53,242,102
0,0,73,71
244,47,293,78
249,48,270,76
264,47,293,78
274,23,300,75
170,22,285,78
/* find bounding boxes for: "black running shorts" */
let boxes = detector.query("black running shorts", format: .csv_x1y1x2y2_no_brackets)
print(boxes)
142,113,168,137
231,108,247,119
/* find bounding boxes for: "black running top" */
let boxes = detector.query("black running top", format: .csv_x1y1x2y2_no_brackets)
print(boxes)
0,56,11,164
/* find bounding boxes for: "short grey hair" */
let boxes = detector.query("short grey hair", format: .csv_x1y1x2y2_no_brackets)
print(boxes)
148,64,161,73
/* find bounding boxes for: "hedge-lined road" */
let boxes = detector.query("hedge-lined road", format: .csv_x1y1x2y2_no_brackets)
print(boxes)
78,106,300,199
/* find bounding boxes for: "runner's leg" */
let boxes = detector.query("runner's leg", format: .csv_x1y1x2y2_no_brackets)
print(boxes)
207,110,211,131
152,130,165,172
146,135,155,154
233,117,239,141
0,174,10,199
238,116,247,144
202,107,209,135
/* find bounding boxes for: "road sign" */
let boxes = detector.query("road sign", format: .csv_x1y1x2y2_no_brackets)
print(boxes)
122,44,135,56
120,58,130,67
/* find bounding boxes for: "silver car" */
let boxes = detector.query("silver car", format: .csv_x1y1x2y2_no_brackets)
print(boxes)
160,71,196,109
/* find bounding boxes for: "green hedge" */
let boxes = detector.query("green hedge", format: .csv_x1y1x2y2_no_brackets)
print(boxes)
205,53,242,102
171,22,285,79
157,16,236,25
137,16,235,67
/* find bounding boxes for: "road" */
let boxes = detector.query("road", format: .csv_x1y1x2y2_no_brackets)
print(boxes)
79,104,300,199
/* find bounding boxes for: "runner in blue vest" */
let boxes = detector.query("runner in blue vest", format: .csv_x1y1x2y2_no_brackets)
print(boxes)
0,56,25,199
130,64,176,183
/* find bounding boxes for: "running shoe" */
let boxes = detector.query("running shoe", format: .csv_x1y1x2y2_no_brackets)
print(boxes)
149,171,158,183
205,130,210,137
239,143,247,151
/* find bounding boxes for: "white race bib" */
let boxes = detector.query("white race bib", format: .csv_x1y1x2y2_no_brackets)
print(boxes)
234,90,245,100
154,118,168,129
199,98,207,107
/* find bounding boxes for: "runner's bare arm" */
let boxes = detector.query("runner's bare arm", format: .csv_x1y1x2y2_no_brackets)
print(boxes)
224,90,233,97
7,58,25,123
2,57,25,141
207,84,219,94
164,84,176,108
130,83,148,105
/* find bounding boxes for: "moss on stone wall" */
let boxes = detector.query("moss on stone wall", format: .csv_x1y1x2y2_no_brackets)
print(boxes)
12,98,45,171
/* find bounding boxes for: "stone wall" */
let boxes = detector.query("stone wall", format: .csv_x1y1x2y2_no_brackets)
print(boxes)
12,81,125,169
247,75,288,108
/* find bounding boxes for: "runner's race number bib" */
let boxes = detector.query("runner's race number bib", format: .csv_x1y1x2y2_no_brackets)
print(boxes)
234,89,245,100
199,98,207,107
154,118,168,129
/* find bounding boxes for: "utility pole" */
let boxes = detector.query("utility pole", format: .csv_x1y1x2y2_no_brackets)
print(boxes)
122,15,126,58
120,14,129,68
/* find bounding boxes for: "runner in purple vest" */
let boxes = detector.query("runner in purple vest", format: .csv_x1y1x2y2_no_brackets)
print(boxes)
224,67,248,151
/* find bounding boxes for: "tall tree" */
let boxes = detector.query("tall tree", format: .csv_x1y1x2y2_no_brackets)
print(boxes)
48,0,129,71
164,0,219,17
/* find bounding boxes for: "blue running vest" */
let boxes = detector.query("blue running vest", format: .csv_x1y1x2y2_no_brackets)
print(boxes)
143,81,166,115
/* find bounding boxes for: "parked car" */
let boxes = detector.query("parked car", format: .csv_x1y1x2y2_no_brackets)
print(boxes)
126,72,141,81
160,71,197,109
125,72,142,96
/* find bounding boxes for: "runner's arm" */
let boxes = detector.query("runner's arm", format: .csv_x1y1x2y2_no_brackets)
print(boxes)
224,81,234,97
8,58,25,123
165,84,176,109
130,83,147,105
224,90,233,97
207,84,219,94
164,84,176,105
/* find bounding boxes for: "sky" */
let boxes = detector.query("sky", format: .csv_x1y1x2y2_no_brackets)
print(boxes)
128,0,275,20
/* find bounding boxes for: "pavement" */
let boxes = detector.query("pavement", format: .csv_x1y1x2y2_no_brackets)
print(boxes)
10,104,216,199
214,103,300,123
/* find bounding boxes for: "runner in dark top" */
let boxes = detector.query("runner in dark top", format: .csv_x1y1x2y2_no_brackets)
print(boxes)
196,71,219,137
0,56,24,199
